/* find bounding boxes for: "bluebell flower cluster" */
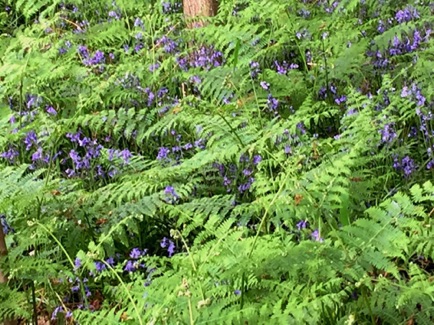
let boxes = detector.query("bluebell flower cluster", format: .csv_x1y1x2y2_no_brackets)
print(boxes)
162,1,182,14
249,61,261,78
124,247,147,272
51,306,73,321
213,154,261,195
274,60,299,75
296,219,323,242
379,123,397,144
367,25,430,70
393,155,417,177
164,185,179,204
64,131,105,178
1,214,15,235
317,84,347,105
160,237,175,257
0,147,19,163
401,83,426,107
311,229,324,242
156,35,178,53
395,6,419,24
177,46,224,71
156,129,207,164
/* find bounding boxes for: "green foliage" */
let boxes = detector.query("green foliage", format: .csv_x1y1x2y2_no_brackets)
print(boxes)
0,0,433,324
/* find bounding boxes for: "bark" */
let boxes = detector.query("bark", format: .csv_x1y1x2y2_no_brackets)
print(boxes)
0,226,9,285
183,0,218,28
0,227,17,325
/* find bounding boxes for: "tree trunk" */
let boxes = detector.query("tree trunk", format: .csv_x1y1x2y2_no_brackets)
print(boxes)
183,0,218,28
0,227,17,325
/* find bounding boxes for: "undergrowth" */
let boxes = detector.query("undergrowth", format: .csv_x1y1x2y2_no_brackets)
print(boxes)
0,0,433,324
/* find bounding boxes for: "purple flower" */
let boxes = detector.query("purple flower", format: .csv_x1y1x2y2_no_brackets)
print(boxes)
311,230,324,242
401,86,411,97
335,95,347,105
162,1,182,14
296,122,306,135
78,45,89,58
108,10,120,19
124,260,136,272
31,147,46,162
74,257,81,269
134,17,143,27
26,94,41,109
267,94,279,112
1,215,14,235
95,261,106,272
260,81,270,90
129,248,142,259
149,63,160,72
394,155,417,177
395,6,419,24
242,169,252,176
46,106,57,115
157,147,170,160
296,220,308,230
0,147,19,163
106,257,115,266
156,35,177,53
69,149,81,165
160,237,175,257
83,50,105,66
380,123,397,144
164,186,179,199
238,177,254,193
24,131,38,150
252,155,262,165
234,290,241,296
274,61,298,75
250,61,261,78
51,306,64,320
284,145,292,154
119,149,132,164
108,149,117,161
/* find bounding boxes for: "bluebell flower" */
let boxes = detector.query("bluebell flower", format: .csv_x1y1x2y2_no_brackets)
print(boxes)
157,147,170,160
311,230,324,242
24,131,38,151
106,257,115,266
1,215,14,235
124,260,136,272
164,186,179,199
380,123,397,144
395,6,419,24
119,149,132,164
252,155,262,165
296,220,308,230
95,261,106,272
249,61,261,78
74,257,81,269
108,10,121,19
260,81,270,90
160,237,175,257
284,145,292,154
51,306,64,320
134,17,143,27
129,248,142,259
0,147,19,163
46,106,57,115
